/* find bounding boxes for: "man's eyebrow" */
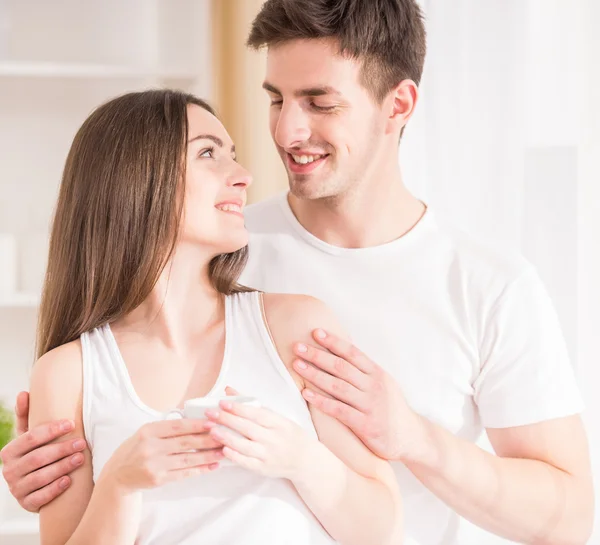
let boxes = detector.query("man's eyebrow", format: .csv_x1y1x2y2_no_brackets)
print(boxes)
262,82,342,98
295,86,342,98
262,82,282,95
187,134,236,154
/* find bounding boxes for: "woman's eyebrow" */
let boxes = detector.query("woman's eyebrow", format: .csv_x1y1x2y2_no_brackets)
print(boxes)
188,134,235,154
187,134,223,146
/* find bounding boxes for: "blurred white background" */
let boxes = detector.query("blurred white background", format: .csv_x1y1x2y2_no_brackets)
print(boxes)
0,1,598,544
403,1,599,543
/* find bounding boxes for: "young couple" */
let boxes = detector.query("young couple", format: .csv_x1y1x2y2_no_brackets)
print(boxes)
1,1,594,544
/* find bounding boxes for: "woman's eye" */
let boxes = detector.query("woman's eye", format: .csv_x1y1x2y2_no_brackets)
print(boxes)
199,148,214,158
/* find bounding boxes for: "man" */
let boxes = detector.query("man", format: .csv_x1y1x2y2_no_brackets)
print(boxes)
1,1,594,543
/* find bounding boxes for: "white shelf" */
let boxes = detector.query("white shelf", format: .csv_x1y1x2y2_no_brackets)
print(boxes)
0,515,39,536
0,293,40,308
0,61,200,80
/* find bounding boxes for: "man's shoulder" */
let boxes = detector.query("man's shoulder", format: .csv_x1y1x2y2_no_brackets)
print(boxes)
421,215,538,313
431,217,532,288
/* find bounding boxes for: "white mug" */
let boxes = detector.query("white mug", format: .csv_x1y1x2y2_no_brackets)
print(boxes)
165,395,260,420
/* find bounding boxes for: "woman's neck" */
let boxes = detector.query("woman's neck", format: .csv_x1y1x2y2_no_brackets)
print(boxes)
114,242,224,353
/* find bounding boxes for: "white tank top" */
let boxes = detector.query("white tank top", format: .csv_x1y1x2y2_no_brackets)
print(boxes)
80,291,336,545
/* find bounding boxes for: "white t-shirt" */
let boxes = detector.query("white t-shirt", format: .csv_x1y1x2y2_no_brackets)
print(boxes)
240,192,584,545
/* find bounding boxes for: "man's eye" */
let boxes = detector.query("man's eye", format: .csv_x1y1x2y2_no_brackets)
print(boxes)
270,100,283,107
312,103,336,112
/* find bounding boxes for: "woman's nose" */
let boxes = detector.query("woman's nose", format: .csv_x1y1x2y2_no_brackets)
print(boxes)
227,165,253,188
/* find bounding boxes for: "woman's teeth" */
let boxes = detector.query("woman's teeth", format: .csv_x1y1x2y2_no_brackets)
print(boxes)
216,204,242,213
291,154,325,164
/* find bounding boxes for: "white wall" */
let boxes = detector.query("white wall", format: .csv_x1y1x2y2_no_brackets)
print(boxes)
578,1,600,540
402,1,599,543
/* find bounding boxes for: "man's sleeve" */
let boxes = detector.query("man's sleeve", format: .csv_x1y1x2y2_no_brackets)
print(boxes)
474,265,584,428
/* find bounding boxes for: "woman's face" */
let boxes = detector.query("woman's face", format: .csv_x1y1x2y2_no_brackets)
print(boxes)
181,104,252,255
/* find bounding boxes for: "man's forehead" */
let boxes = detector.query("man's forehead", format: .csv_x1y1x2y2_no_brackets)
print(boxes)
265,62,360,97
266,43,360,78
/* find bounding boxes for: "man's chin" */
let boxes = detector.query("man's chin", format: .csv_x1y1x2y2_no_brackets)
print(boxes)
288,179,325,200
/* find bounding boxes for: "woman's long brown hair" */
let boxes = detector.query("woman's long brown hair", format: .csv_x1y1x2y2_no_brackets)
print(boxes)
36,90,250,359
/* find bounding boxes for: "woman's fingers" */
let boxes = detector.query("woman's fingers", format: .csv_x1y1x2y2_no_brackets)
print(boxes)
162,432,223,455
169,463,221,481
145,418,211,440
208,426,266,460
218,401,282,429
221,447,261,472
205,408,268,442
167,448,225,471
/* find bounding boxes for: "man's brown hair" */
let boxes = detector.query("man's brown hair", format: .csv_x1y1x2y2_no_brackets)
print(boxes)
247,0,427,103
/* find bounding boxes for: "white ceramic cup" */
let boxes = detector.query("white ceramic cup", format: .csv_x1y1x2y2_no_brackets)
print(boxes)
165,395,260,420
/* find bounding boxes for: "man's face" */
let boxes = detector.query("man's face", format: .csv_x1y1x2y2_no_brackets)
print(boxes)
264,39,386,200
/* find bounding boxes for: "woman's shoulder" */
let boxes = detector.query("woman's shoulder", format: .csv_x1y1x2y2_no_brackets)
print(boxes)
34,340,83,379
260,292,346,354
258,293,341,392
30,340,83,424
261,292,330,318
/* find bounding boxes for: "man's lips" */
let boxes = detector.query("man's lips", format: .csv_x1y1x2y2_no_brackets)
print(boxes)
286,152,330,174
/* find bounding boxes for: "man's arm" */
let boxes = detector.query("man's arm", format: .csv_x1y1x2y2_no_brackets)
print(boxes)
292,264,594,544
404,415,594,545
0,392,86,512
294,335,594,544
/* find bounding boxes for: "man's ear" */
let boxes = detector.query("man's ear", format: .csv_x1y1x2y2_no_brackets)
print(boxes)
384,79,419,136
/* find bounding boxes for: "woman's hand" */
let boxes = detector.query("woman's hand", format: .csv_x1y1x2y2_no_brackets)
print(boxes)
205,388,314,481
99,418,224,493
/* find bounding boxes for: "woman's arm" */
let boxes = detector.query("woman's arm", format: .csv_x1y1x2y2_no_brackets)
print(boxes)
263,293,403,545
29,341,142,545
30,341,224,545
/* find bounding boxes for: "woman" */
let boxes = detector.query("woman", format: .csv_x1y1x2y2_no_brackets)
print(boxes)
29,90,401,545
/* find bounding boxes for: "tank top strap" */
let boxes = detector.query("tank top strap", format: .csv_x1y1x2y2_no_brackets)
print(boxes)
226,291,305,401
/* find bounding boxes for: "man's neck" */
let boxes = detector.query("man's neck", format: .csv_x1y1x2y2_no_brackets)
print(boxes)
288,175,426,249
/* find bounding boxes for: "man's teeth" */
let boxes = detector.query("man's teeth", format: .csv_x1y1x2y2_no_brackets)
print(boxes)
217,204,242,213
292,154,325,165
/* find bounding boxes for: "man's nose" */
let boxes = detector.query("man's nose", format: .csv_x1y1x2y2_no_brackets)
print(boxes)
274,102,311,150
